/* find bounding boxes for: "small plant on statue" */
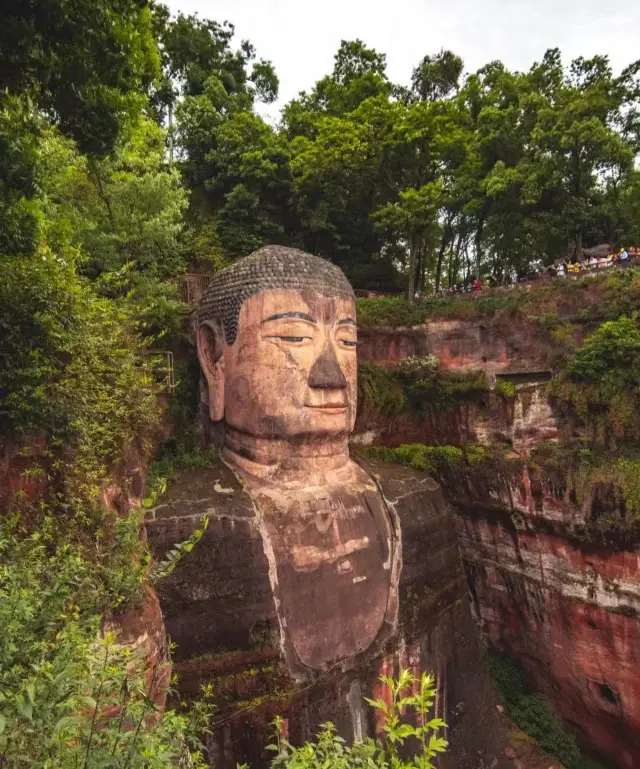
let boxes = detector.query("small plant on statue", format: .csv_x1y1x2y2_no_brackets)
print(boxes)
266,669,447,769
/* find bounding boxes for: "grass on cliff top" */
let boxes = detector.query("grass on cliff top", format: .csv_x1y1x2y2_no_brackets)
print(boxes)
356,267,640,329
355,442,522,483
358,360,490,416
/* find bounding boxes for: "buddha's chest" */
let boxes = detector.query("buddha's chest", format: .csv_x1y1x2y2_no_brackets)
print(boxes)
254,484,397,670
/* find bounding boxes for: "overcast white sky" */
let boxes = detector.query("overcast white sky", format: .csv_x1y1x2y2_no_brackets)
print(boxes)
166,0,638,121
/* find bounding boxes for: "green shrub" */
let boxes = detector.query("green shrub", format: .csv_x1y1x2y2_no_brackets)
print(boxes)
357,443,466,475
406,370,489,413
0,514,212,769
358,361,488,417
0,252,161,515
269,669,447,769
566,316,640,389
549,316,640,447
485,651,581,769
495,378,517,399
358,361,407,414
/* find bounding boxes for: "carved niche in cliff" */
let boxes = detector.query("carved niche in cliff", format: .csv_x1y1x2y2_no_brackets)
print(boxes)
195,246,400,674
147,246,507,768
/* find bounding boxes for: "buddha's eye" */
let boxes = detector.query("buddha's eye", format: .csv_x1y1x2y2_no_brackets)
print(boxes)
263,334,312,345
339,339,357,348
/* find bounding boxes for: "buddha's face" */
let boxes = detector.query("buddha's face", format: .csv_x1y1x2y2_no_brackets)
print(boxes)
198,289,358,442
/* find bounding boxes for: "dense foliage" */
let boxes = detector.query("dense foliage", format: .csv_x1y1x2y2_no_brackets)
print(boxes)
150,27,640,300
485,651,582,768
550,315,640,446
0,514,213,769
358,359,489,416
1,3,211,767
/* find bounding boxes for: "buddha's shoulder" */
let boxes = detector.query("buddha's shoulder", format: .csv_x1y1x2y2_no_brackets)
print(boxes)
146,452,254,523
353,456,445,505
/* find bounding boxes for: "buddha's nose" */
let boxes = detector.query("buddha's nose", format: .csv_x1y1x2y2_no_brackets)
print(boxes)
308,345,347,389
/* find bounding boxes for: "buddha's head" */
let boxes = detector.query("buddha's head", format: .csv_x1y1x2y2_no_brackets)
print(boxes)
196,247,357,455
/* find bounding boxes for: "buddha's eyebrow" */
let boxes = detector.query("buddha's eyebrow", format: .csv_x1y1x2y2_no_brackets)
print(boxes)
337,318,356,326
262,311,316,323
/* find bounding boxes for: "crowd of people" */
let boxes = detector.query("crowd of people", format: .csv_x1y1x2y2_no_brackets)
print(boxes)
546,246,639,278
354,247,640,300
433,246,640,297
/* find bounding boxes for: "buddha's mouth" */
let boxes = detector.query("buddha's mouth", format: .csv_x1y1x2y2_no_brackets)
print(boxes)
305,402,348,413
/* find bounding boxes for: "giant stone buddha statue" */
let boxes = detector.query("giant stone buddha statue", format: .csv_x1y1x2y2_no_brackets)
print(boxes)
146,246,509,769
195,246,400,673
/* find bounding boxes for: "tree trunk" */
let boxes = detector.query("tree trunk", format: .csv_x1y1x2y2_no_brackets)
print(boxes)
448,232,462,288
168,102,174,164
415,247,424,297
463,243,472,285
474,217,485,281
88,159,113,222
574,231,583,262
435,222,451,293
407,233,420,305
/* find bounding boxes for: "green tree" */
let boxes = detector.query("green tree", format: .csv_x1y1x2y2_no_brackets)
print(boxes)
529,53,638,260
36,119,188,338
411,50,463,103
289,95,399,289
374,97,468,301
204,112,292,257
0,0,160,157
161,10,279,181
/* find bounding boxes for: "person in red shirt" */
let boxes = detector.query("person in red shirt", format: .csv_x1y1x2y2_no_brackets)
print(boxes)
472,278,482,293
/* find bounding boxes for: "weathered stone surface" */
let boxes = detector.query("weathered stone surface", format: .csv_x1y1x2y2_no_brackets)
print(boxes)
357,326,430,363
147,456,508,769
358,318,553,373
359,317,640,767
103,587,170,712
145,464,272,660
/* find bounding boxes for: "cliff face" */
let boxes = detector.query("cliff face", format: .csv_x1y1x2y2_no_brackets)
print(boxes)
356,317,640,769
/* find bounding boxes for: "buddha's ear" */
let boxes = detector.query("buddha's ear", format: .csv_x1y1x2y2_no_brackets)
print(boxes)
197,320,225,421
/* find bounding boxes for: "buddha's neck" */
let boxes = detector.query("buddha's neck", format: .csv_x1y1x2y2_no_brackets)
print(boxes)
222,425,353,486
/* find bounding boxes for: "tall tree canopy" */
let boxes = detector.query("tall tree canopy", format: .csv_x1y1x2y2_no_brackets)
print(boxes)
3,0,640,297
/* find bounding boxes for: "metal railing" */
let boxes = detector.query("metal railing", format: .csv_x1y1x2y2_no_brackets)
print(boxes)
140,350,176,394
354,289,400,298
173,273,214,307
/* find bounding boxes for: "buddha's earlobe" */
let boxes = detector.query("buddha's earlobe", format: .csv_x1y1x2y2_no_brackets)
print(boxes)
197,320,225,421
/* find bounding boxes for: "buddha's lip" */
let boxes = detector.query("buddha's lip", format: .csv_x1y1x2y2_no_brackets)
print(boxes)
305,402,347,411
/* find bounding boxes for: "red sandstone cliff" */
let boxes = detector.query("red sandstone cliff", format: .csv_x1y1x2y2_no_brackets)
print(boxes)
356,317,640,769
